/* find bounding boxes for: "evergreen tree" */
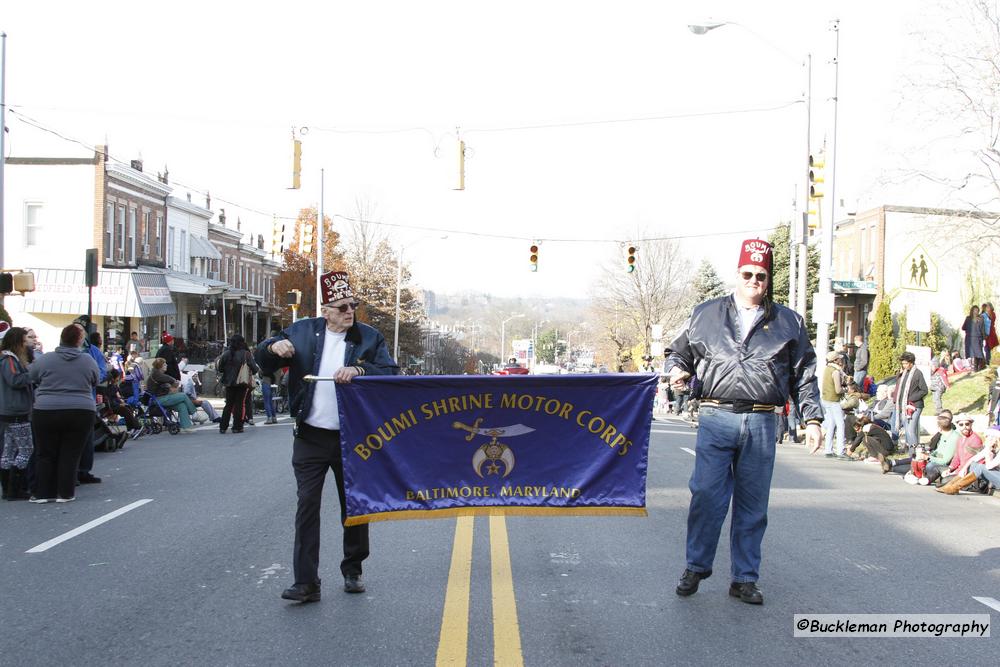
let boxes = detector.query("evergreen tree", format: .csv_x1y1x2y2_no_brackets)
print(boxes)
692,258,728,303
767,224,820,338
868,300,896,381
926,312,946,357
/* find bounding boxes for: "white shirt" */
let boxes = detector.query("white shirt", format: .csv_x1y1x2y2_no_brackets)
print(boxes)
737,303,762,341
305,329,347,430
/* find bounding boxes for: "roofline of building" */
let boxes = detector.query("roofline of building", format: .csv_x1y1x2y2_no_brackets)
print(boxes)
837,203,1000,228
166,196,213,219
5,156,98,165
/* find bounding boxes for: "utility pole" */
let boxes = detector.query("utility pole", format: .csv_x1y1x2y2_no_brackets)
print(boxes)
797,53,812,318
816,20,840,357
315,168,324,315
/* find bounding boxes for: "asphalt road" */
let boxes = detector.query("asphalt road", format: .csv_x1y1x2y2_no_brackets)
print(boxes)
2,413,998,666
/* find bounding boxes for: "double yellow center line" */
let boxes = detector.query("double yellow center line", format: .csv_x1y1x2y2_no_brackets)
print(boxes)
435,515,524,666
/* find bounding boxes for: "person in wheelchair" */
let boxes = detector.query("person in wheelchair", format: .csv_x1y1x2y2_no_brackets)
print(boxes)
146,358,199,434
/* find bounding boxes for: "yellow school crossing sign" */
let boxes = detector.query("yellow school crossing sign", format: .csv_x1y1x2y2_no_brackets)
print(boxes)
900,244,938,292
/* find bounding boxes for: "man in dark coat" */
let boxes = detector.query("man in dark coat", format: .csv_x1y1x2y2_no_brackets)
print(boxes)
258,271,398,603
665,239,823,605
156,334,181,380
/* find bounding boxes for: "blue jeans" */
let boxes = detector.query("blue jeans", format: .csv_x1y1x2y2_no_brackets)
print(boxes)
853,370,867,386
970,462,1000,488
156,392,197,429
262,381,275,420
904,407,923,446
686,407,776,583
821,400,845,455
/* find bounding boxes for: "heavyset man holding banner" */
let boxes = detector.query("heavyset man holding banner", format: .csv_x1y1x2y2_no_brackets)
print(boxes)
263,238,823,609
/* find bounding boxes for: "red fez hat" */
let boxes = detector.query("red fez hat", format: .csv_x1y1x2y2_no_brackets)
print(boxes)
738,239,773,272
162,333,174,344
320,271,354,305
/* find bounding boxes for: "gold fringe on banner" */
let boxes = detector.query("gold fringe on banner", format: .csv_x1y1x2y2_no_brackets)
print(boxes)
344,506,647,527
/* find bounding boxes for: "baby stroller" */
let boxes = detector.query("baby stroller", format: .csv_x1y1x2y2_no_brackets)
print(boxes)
137,390,182,436
94,386,129,451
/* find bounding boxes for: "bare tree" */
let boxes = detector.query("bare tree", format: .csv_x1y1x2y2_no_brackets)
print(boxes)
591,238,693,369
892,0,1000,244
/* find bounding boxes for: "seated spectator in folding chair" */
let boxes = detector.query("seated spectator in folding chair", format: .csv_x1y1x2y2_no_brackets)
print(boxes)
146,358,199,434
180,369,220,423
938,426,1000,494
101,369,144,439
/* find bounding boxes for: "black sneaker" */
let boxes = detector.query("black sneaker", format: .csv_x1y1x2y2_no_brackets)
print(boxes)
729,581,764,605
77,473,102,484
344,574,366,594
675,569,711,596
281,581,321,603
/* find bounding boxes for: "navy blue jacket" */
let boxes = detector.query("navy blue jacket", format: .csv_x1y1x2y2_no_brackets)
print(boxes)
256,318,398,423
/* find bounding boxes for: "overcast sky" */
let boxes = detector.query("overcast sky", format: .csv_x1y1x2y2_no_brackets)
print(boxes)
3,0,946,298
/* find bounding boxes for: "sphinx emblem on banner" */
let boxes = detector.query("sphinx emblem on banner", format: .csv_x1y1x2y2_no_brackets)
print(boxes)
452,418,535,478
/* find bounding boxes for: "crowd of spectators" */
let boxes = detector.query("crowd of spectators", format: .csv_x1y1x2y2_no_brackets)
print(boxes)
0,317,282,504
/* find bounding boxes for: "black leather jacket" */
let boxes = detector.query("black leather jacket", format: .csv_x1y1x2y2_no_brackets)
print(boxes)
665,296,823,422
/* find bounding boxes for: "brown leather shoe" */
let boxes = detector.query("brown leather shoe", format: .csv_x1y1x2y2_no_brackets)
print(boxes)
936,472,978,495
281,581,321,603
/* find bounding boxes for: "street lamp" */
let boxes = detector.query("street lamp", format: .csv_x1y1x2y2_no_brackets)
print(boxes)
688,19,812,320
500,314,524,365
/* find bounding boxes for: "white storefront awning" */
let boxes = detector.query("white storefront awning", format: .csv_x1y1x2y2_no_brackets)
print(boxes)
21,268,176,318
189,234,222,260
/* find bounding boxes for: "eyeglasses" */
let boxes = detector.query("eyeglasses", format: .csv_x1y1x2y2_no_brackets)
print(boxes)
957,421,973,426
330,302,360,313
741,271,768,283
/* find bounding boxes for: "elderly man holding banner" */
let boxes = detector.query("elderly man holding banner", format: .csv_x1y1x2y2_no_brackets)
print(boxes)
665,239,823,605
258,271,398,604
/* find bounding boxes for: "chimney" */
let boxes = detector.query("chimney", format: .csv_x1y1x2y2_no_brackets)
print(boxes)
131,159,143,172
186,192,192,202
219,208,227,226
237,216,242,231
160,165,169,184
206,191,211,210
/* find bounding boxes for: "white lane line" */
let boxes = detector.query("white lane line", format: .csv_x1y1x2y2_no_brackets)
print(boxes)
680,447,696,457
26,499,154,554
973,596,1000,613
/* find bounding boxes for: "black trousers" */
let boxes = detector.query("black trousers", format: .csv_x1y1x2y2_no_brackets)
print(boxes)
292,423,369,585
113,405,142,430
221,385,250,431
32,409,94,499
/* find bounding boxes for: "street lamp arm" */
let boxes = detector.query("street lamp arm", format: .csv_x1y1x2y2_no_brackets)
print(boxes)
688,19,803,68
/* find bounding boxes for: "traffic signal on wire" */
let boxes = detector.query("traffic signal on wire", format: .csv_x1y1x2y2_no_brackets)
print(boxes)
271,219,286,255
529,244,539,272
301,222,314,255
626,245,637,273
291,138,302,189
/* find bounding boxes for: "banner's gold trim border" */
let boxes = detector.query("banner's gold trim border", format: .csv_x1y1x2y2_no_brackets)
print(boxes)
344,506,647,526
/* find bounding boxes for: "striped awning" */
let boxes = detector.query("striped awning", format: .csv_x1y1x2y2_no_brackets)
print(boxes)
21,268,176,318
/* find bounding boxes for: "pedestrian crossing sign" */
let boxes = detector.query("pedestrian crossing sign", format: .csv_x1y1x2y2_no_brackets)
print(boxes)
900,244,937,292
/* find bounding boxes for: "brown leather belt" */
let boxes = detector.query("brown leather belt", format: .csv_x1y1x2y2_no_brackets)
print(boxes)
700,399,779,413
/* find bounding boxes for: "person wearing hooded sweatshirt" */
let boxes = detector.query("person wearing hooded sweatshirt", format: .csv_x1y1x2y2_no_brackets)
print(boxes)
0,327,35,500
28,324,99,503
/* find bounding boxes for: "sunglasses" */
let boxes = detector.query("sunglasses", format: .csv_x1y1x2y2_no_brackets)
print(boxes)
957,421,973,426
329,302,360,313
741,271,768,282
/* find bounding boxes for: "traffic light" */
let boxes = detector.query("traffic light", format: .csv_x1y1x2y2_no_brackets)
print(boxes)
454,139,466,191
85,248,99,287
271,219,286,255
301,222,314,255
291,138,302,189
626,245,637,273
0,273,12,294
285,289,301,306
529,244,539,272
809,154,825,201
